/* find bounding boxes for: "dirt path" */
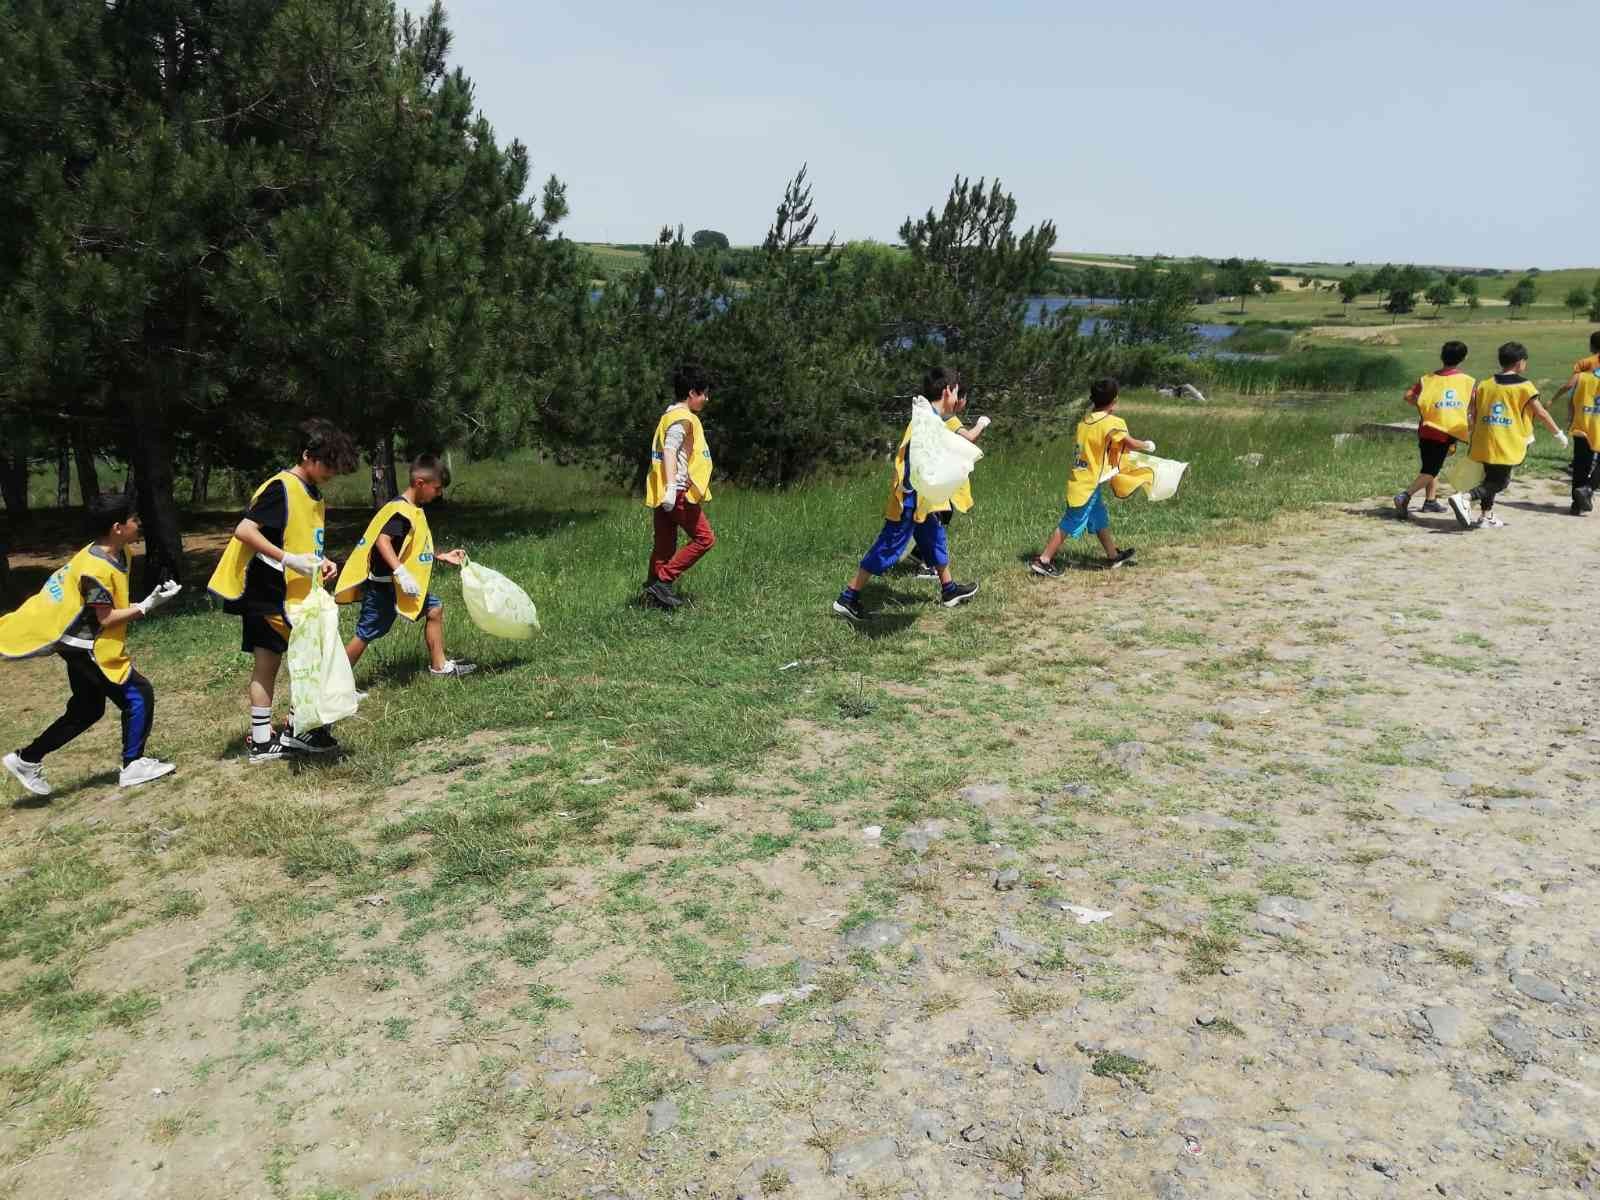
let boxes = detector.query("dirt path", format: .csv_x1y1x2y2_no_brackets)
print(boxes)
9,478,1599,1200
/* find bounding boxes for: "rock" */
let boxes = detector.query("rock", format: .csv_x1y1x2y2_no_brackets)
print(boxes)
1188,722,1220,738
908,1110,948,1143
901,820,948,855
1195,1012,1216,1028
1257,896,1312,925
1060,782,1097,800
995,1181,1024,1199
1419,1005,1466,1046
646,1098,680,1135
545,1033,583,1056
1042,1065,1086,1114
636,1015,685,1037
1100,741,1150,771
959,782,1009,806
1489,1017,1537,1059
1033,1058,1052,1074
755,986,818,1007
993,868,1021,892
686,1042,750,1067
961,1123,988,1143
829,1136,897,1177
1320,1025,1359,1044
1511,973,1562,1004
1443,772,1473,789
996,927,1044,958
841,920,906,952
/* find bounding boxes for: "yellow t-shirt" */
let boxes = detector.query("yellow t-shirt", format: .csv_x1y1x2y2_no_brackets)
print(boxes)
1066,411,1129,507
1469,375,1539,466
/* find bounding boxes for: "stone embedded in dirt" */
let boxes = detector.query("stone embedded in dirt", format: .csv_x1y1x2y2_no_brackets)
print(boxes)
959,782,1010,806
1417,1006,1466,1046
828,1136,898,1176
1443,772,1473,789
1188,722,1220,738
961,1122,988,1143
909,1110,948,1142
1320,1025,1359,1044
995,1181,1025,1199
901,819,948,855
754,985,817,1007
636,1015,685,1037
645,1097,680,1135
1099,741,1150,771
995,927,1044,958
1033,1058,1052,1074
1195,1012,1217,1028
686,1042,751,1067
841,919,906,951
1488,1016,1536,1059
545,1033,583,1056
993,868,1021,891
1042,1065,1086,1114
1510,973,1562,1004
1256,896,1313,925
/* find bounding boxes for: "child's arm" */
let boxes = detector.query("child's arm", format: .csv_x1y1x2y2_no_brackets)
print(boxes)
232,518,335,579
95,583,182,631
376,532,423,596
1402,381,1423,409
1529,397,1566,442
437,549,466,567
1550,372,1581,407
1124,432,1156,453
955,416,992,443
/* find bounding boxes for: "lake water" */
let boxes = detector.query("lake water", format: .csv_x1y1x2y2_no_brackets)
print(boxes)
1023,296,1241,344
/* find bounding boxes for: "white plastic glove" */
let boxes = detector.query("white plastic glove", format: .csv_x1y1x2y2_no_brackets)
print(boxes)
281,551,320,577
1556,431,1570,449
659,489,678,513
1143,440,1156,454
135,580,182,615
974,415,992,432
393,564,422,598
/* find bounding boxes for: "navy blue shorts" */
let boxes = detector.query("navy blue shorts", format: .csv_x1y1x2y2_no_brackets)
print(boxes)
355,584,441,642
858,503,949,576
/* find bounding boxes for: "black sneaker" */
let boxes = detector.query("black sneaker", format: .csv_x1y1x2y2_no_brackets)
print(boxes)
832,595,866,622
644,580,682,609
1108,548,1137,569
282,727,339,755
1028,558,1060,578
939,581,979,608
1576,487,1594,514
1419,499,1447,514
910,556,938,580
247,733,288,764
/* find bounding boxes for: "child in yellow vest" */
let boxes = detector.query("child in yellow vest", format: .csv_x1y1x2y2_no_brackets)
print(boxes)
642,364,717,610
832,366,983,622
1,495,181,797
1029,378,1154,575
1449,341,1566,530
1561,358,1600,515
206,420,358,762
1550,330,1600,412
336,454,472,680
907,390,989,578
1393,341,1472,517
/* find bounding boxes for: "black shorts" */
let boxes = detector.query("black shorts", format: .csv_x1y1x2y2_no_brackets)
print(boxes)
1418,437,1450,476
240,611,290,655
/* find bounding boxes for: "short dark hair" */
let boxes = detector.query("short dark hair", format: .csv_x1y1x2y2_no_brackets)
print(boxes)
1590,330,1600,352
672,363,710,401
922,365,961,401
1497,341,1528,369
1440,341,1468,367
410,453,450,488
86,492,136,538
1089,377,1120,409
296,419,359,473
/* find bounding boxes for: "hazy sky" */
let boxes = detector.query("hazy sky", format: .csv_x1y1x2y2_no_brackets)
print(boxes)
437,0,1593,268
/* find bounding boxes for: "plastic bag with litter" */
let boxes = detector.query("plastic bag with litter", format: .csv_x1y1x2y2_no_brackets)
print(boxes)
1117,451,1189,502
286,582,360,735
1439,448,1484,495
461,557,540,640
907,397,983,509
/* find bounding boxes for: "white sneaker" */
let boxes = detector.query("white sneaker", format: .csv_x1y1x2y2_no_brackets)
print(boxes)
1476,513,1506,529
3,752,51,797
430,660,477,678
119,757,176,788
1448,493,1474,530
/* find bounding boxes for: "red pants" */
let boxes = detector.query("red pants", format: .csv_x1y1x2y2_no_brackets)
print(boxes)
650,498,716,583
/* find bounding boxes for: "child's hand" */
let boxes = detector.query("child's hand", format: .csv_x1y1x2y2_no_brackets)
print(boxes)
1557,431,1570,449
975,415,991,432
437,549,466,567
319,559,338,582
1142,440,1156,454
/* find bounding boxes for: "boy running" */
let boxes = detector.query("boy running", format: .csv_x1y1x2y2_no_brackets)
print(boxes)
1394,341,1472,517
1,495,181,796
1029,378,1154,575
1449,341,1566,530
643,364,717,610
206,419,358,761
336,454,474,677
833,366,982,622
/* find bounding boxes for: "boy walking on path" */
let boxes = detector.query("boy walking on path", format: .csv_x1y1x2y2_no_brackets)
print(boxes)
1559,357,1600,515
908,388,989,578
833,366,983,622
207,420,358,761
643,364,716,610
1394,341,1472,517
1,495,181,796
336,454,474,679
1449,341,1566,530
1029,378,1154,576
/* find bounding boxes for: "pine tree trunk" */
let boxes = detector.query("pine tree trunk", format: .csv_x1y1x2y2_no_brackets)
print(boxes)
0,440,28,520
57,439,71,507
192,442,212,505
370,434,398,508
73,433,100,504
128,387,185,588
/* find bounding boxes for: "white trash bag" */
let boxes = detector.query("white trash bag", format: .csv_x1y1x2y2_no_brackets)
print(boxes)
906,397,983,509
461,557,540,640
286,582,360,736
1121,451,1190,502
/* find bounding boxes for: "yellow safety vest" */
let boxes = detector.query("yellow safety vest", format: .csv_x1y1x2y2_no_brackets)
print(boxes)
206,469,327,618
334,499,434,621
643,406,713,507
880,412,970,523
0,544,132,684
1571,367,1600,447
1415,372,1473,441
1469,378,1539,466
